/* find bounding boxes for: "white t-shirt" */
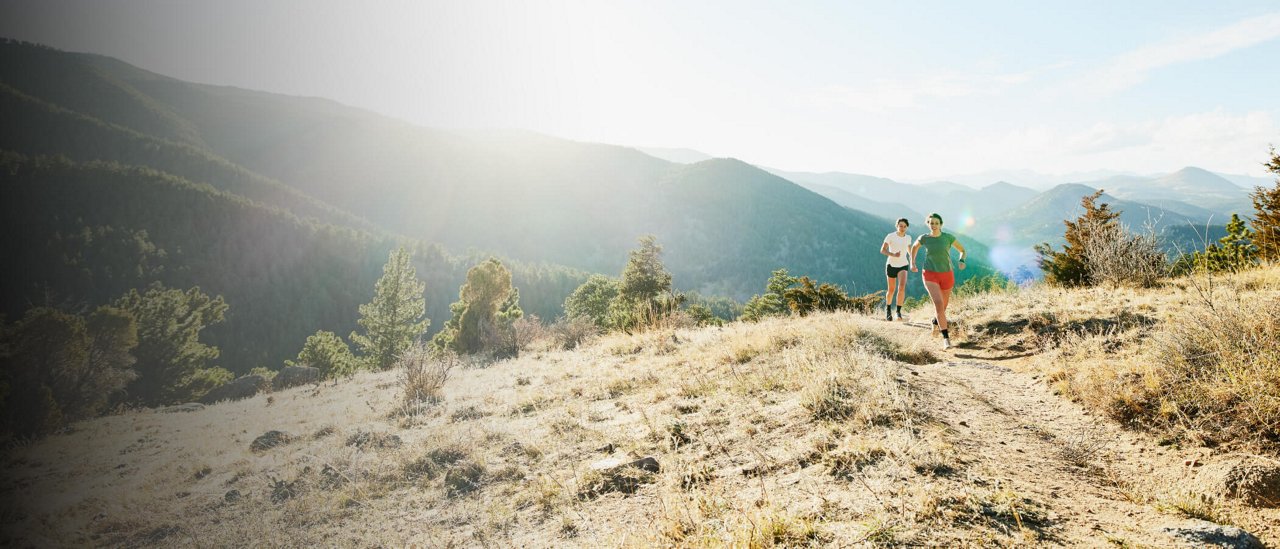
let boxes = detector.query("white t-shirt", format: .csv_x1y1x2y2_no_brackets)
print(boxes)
883,232,912,268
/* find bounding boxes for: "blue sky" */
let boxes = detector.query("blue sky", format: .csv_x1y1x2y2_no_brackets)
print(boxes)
2,0,1277,179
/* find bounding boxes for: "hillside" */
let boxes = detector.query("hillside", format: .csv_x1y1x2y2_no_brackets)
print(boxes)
969,183,1218,250
0,153,587,373
0,39,996,300
3,268,1277,546
1091,167,1252,215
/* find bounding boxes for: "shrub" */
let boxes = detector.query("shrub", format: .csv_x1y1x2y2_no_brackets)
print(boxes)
562,275,620,329
551,315,599,350
433,258,522,358
1251,146,1280,264
398,343,457,409
511,314,551,352
288,330,359,379
1035,189,1119,287
1146,300,1280,446
1,306,137,437
742,269,798,322
953,273,1017,298
781,276,882,316
1081,220,1168,288
684,304,722,327
1172,213,1258,275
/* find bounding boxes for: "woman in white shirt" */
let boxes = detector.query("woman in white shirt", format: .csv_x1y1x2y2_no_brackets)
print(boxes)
879,218,912,321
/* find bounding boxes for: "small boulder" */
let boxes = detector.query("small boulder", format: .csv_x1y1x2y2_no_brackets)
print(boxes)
1159,519,1262,548
1194,455,1280,507
581,456,660,498
273,366,322,391
201,375,269,404
250,430,294,453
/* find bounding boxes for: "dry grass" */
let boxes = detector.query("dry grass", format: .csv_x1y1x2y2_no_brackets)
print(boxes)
956,264,1280,453
14,272,1280,547
3,311,1021,547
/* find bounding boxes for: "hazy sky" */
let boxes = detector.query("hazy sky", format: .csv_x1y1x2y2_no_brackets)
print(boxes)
2,0,1278,179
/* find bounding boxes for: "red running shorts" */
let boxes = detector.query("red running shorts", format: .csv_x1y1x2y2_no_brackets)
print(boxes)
922,270,955,291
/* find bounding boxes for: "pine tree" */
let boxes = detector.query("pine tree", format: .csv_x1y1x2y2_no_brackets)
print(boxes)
563,275,620,329
116,283,227,406
351,247,429,371
612,235,675,330
742,269,798,322
1035,189,1119,287
289,330,358,379
433,258,521,357
1206,213,1257,272
1251,146,1280,264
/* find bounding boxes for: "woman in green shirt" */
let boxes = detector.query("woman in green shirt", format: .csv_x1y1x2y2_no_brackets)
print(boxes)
909,213,966,350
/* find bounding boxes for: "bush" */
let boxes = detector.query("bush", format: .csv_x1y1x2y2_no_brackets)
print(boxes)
563,275,620,329
289,330,359,379
684,304,722,327
1080,220,1168,288
511,314,551,352
1146,300,1280,446
1171,213,1258,276
1035,189,1119,287
742,269,798,322
434,258,522,358
953,273,1017,298
398,343,458,409
1252,146,1280,263
1,306,136,437
781,276,882,316
552,316,599,350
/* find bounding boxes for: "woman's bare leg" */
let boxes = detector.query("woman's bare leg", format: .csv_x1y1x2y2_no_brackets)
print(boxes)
895,271,908,305
924,281,945,329
939,287,953,330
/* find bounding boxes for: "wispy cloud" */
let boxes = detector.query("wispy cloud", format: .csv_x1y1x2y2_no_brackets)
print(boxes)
1085,12,1280,95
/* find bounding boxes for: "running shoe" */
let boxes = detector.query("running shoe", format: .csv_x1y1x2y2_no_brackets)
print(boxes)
942,338,952,350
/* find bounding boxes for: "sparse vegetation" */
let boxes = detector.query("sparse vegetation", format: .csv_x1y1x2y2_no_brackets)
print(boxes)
8,276,1280,546
397,343,456,410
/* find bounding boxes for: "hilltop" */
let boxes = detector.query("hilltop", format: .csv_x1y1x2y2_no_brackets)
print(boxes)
4,267,1277,547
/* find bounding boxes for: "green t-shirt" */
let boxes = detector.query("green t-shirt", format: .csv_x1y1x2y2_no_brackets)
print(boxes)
916,232,957,272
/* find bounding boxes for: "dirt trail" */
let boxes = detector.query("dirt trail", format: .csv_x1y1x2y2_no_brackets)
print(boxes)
881,317,1278,546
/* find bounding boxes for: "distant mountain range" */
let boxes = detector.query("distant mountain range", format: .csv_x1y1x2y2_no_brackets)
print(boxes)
2,38,1007,378
3,35,1271,381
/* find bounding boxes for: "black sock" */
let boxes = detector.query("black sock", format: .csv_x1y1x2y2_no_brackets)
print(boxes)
941,329,949,339
895,305,902,314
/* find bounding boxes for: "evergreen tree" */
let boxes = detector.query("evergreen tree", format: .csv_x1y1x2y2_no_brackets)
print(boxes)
289,330,358,379
1035,189,1119,287
115,283,227,406
70,306,138,418
611,235,675,330
351,247,429,371
1205,213,1257,272
1251,146,1280,264
742,269,798,322
563,275,621,329
1,306,137,436
434,258,521,356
